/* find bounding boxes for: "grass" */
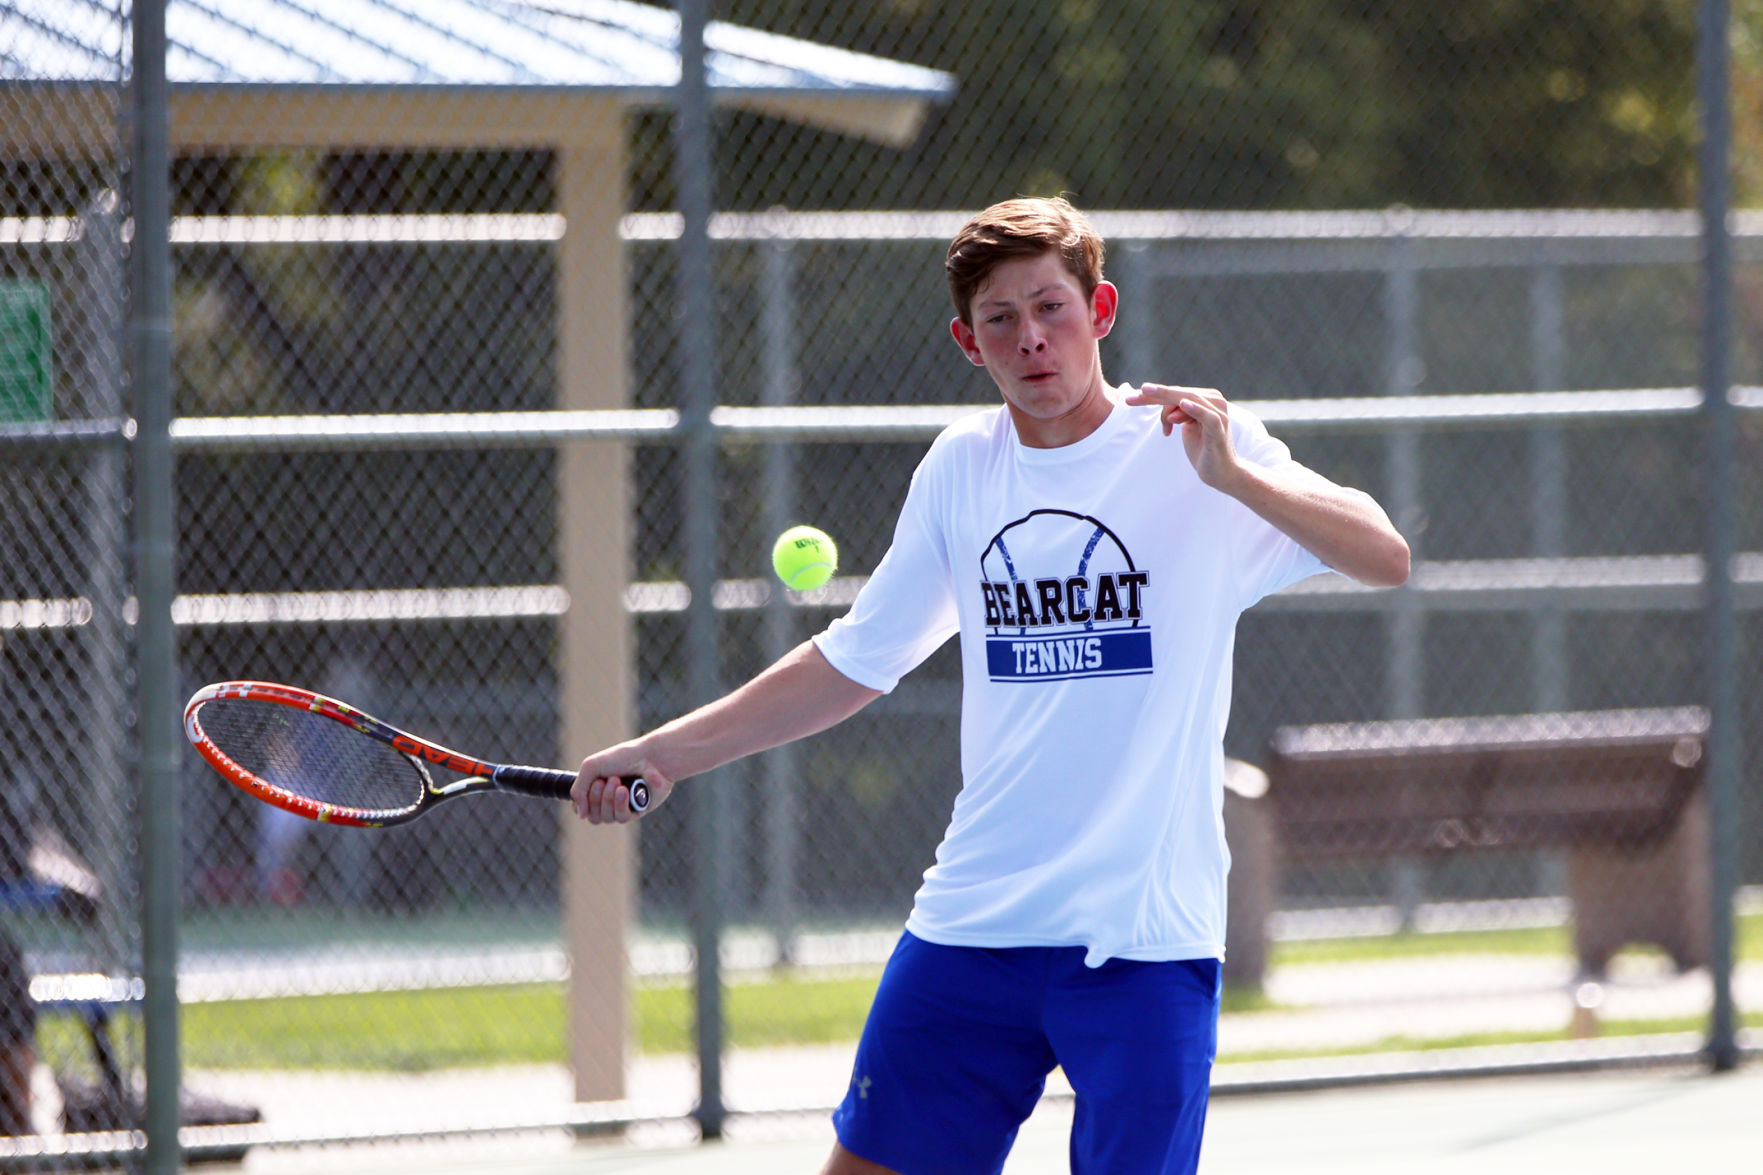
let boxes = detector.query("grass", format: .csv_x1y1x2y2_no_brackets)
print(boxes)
1273,909,1763,967
182,985,569,1071
46,989,1763,1076
1218,1012,1763,1066
1270,922,1573,966
165,970,1278,1071
169,977,880,1070
638,973,881,1056
59,910,1758,1073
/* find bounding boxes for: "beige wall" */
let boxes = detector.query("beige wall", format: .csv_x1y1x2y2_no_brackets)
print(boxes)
554,108,637,1105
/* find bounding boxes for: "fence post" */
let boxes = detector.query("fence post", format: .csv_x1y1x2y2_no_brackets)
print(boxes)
760,222,803,965
1117,240,1157,387
1527,263,1569,713
128,0,183,1168
673,0,729,1137
1696,0,1741,1074
77,192,132,974
1381,225,1425,928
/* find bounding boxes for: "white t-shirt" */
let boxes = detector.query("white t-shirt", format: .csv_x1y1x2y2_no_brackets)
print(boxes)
813,385,1328,966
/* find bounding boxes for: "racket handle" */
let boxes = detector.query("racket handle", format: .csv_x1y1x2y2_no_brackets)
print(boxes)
492,766,651,813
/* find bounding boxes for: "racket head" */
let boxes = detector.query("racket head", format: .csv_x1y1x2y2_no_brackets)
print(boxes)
184,681,442,828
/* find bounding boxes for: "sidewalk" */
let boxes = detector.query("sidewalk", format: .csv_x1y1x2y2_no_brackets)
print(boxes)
182,952,1760,1151
1230,950,1763,1056
102,901,1760,1168
238,1062,1763,1175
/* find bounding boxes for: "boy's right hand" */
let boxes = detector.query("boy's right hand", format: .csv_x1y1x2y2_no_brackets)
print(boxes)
573,745,673,824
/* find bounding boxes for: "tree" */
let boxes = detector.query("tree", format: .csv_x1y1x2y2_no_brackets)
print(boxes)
697,1,1700,211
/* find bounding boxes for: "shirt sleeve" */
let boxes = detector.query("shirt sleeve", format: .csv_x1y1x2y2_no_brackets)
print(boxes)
812,451,961,693
1225,404,1331,608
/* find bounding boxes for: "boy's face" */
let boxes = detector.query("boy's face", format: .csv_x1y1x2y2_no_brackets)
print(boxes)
950,250,1117,446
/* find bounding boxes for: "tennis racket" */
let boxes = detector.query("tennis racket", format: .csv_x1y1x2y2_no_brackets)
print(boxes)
184,680,649,828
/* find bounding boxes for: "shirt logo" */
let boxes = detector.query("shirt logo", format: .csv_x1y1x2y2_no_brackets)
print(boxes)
979,509,1152,682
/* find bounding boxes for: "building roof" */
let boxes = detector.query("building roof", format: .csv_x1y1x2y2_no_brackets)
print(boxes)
4,0,955,141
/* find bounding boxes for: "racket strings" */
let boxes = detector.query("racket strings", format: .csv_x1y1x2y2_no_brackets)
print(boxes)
197,698,426,817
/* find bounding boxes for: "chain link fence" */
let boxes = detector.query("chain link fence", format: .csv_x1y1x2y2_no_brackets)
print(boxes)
3,0,1759,1165
1,8,142,1157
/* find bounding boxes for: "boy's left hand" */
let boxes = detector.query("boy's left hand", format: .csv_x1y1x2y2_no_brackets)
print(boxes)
1125,383,1241,489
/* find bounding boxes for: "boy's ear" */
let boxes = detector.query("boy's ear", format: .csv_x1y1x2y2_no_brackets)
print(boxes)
950,316,986,366
1091,281,1119,338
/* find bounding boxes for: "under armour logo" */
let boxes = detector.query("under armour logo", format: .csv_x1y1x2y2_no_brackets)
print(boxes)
856,1075,872,1100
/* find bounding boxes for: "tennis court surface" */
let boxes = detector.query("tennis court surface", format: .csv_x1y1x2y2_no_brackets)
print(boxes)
233,1061,1760,1175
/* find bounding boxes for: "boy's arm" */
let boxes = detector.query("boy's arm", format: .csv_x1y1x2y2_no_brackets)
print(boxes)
1212,456,1410,587
1127,383,1411,588
572,639,882,824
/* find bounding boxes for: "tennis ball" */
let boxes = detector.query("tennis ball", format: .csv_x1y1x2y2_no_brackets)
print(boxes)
772,525,838,591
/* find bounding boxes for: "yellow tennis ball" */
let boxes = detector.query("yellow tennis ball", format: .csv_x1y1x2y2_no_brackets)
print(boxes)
772,525,838,591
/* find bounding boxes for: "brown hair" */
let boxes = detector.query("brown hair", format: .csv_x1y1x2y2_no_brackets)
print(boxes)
945,196,1105,327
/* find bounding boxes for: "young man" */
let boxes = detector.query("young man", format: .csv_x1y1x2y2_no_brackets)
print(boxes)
573,196,1409,1174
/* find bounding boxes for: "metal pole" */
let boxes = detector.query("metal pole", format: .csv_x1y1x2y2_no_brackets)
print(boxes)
1381,236,1424,722
673,0,728,1137
1528,264,1569,713
1696,0,1741,1074
1118,241,1157,387
1382,234,1424,929
78,192,132,974
760,222,802,965
128,0,183,1166
1527,264,1572,903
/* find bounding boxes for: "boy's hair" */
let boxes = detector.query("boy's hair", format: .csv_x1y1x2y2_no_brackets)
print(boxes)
945,196,1105,327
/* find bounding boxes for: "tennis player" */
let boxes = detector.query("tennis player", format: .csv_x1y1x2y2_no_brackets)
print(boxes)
574,196,1409,1175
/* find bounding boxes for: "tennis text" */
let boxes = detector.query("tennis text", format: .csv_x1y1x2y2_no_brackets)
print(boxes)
985,629,1154,682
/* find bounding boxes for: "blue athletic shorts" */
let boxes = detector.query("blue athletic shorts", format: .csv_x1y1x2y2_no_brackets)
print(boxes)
832,931,1220,1175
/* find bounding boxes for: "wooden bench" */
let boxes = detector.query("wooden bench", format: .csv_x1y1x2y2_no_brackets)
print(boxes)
1,842,258,1152
0,874,132,1139
1227,707,1711,988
